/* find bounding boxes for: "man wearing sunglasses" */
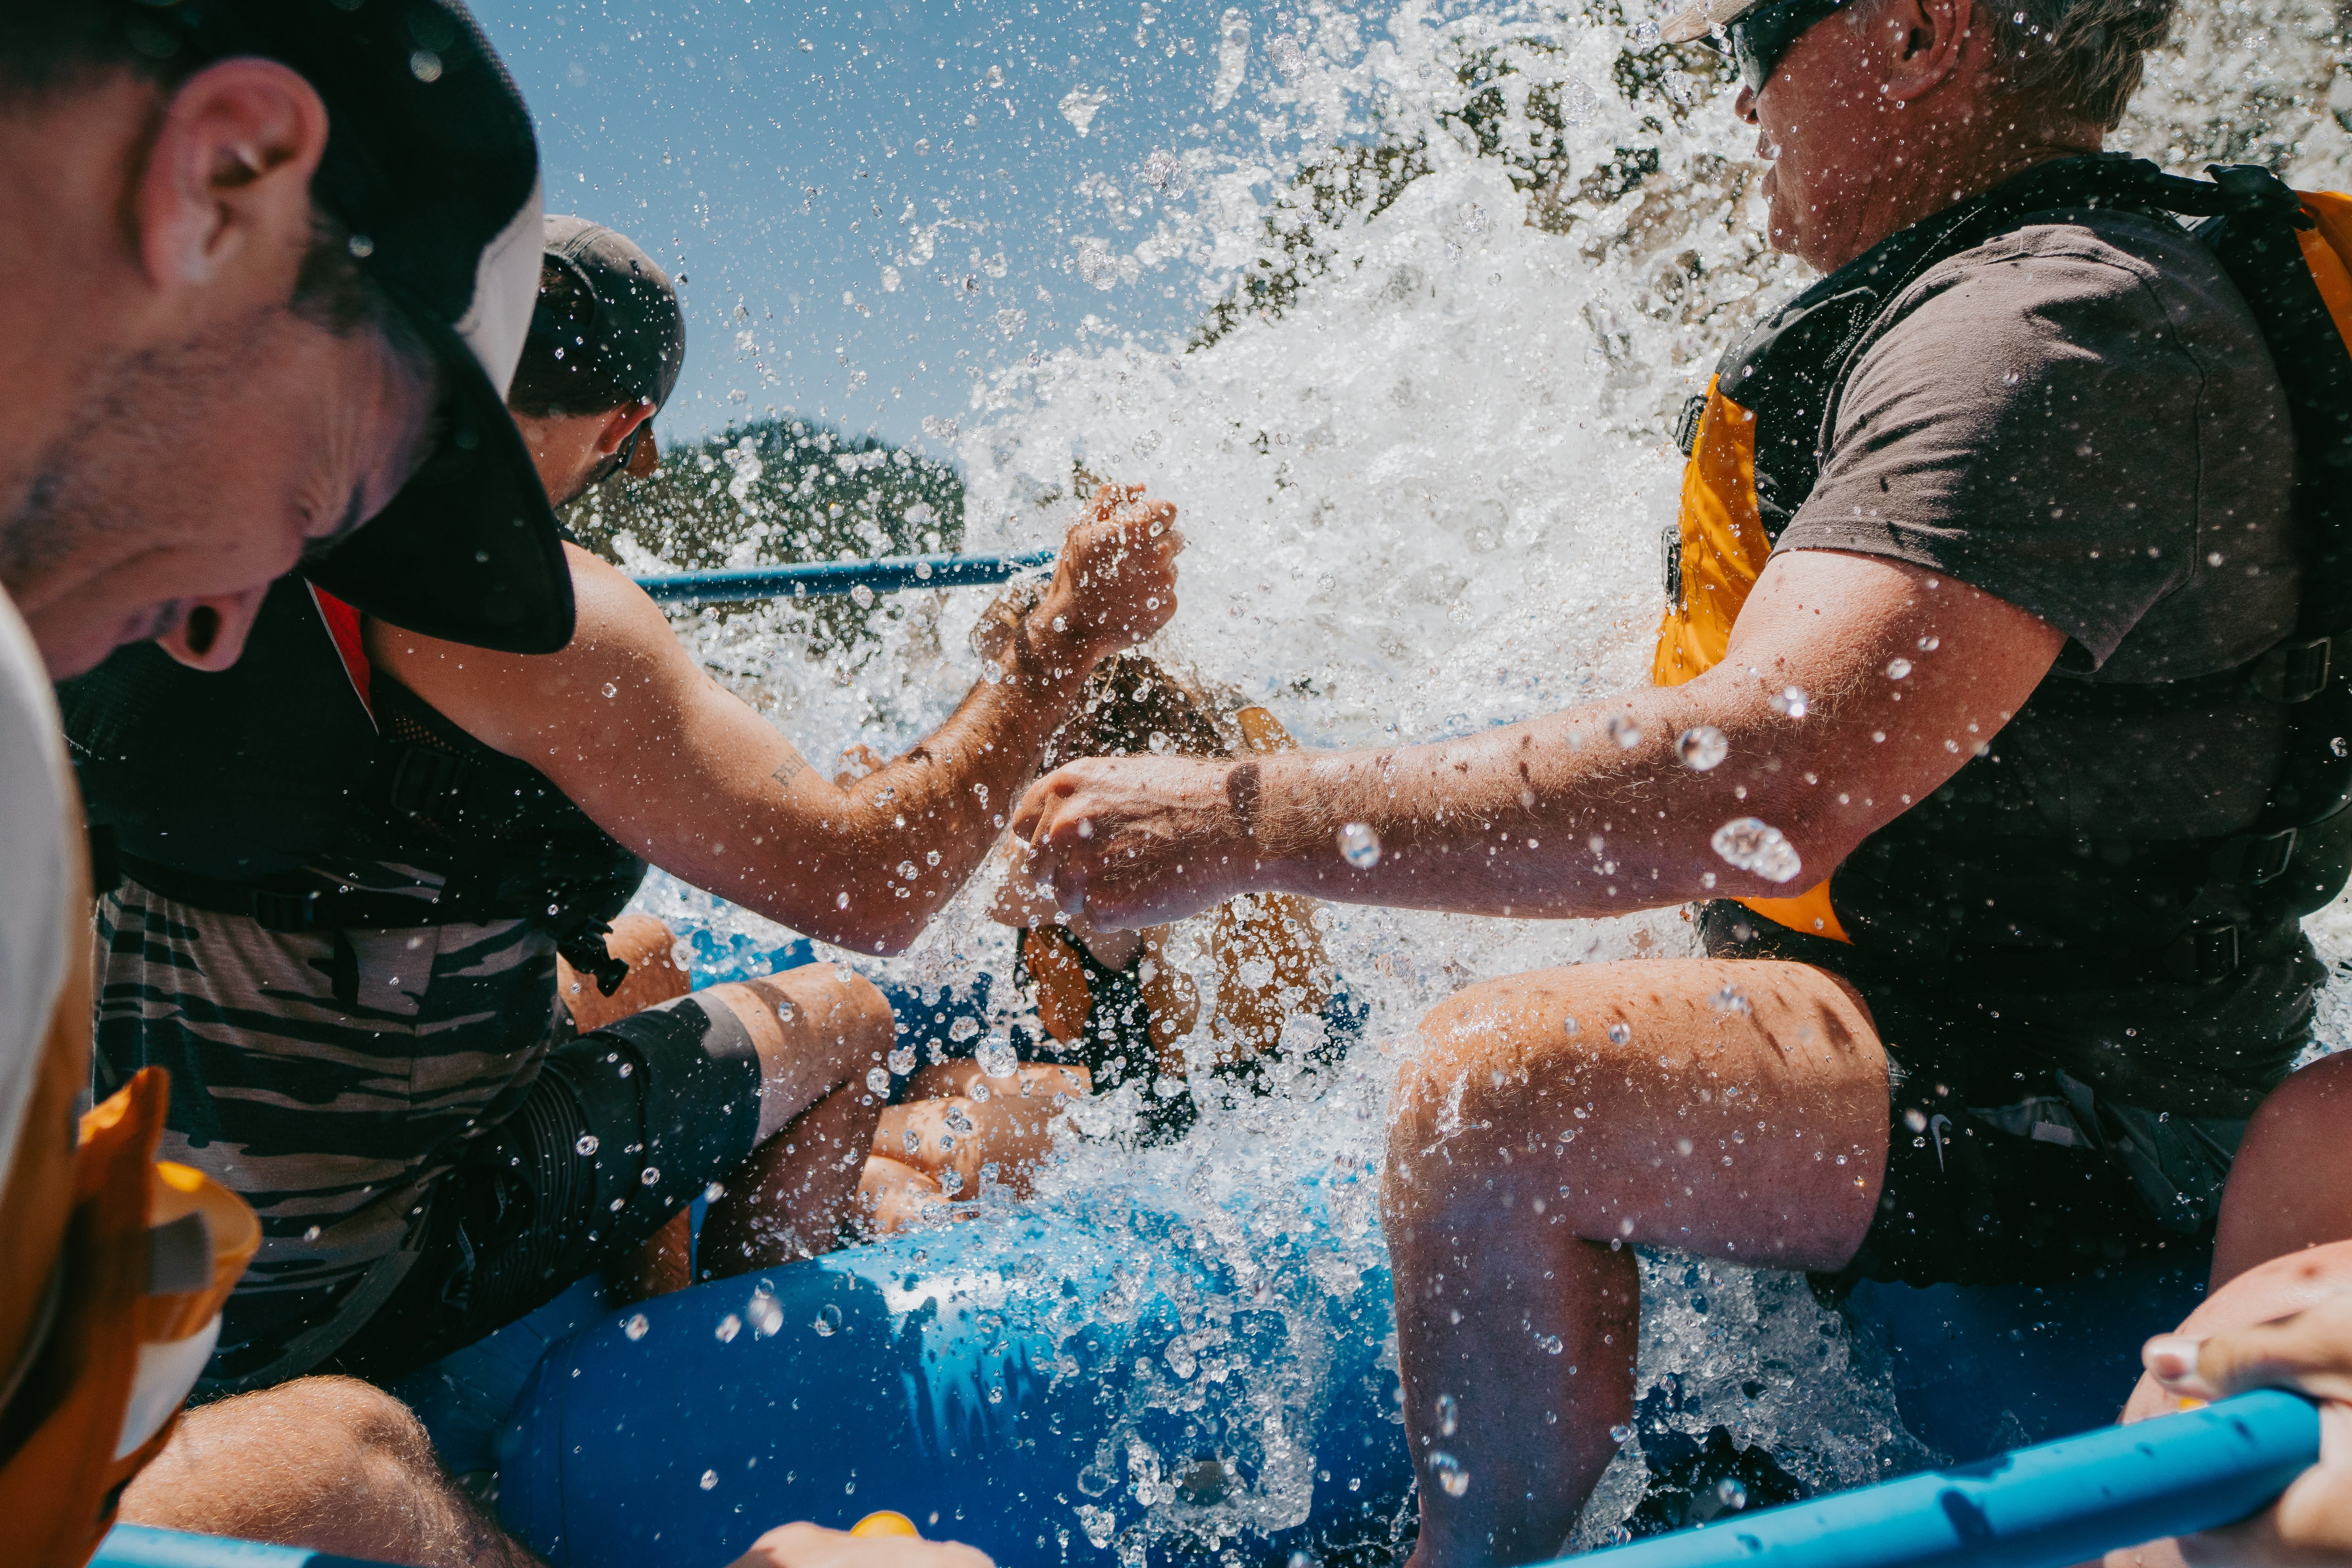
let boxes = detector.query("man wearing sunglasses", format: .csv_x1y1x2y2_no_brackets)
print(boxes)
1009,0,2348,1562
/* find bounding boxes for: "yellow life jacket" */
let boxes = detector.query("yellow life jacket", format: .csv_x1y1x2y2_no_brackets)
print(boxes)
0,793,258,1567
1654,157,2352,968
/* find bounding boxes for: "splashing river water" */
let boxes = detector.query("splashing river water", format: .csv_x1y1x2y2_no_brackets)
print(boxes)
622,0,2352,1548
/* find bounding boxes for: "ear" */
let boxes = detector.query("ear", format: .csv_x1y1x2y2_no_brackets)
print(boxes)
154,587,270,672
593,399,658,459
1879,0,1973,103
135,58,331,296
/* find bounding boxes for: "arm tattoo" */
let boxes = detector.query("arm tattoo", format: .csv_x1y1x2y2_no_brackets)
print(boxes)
770,754,809,788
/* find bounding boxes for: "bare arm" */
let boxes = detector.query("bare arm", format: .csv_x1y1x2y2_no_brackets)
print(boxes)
368,485,1181,953
1011,550,2063,928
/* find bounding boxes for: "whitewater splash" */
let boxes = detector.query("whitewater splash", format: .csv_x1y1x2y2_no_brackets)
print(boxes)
627,0,2352,1548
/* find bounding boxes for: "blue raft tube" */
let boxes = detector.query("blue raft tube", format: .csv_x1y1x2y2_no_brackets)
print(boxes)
83,556,2315,1567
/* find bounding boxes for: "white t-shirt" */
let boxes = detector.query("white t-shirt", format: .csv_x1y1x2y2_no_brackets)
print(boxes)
0,586,73,1187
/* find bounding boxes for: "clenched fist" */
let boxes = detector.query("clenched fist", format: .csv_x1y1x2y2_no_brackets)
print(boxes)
2143,1293,2352,1567
1036,483,1183,663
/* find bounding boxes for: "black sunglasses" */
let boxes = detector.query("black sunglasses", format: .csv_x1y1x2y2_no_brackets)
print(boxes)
1700,0,1849,90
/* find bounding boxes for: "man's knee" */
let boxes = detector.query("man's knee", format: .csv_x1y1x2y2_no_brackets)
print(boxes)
125,1377,438,1526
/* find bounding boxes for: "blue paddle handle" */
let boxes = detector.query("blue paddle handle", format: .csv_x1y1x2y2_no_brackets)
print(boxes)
633,548,1056,606
91,1525,402,1568
1565,1390,2321,1568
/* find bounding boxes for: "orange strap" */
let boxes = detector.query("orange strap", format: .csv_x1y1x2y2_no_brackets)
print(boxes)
0,1070,258,1568
1653,380,1850,943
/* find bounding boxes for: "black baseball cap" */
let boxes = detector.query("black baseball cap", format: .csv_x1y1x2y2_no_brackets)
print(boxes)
525,216,687,477
141,0,572,655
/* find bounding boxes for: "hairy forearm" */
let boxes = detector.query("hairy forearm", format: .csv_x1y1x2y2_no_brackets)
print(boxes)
791,618,1098,946
679,615,1100,951
1243,679,1858,918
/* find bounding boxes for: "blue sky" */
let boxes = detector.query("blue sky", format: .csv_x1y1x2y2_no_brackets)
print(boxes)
471,0,1307,454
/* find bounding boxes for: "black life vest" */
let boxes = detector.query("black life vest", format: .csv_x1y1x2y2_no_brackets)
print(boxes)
1657,154,2352,984
58,575,646,993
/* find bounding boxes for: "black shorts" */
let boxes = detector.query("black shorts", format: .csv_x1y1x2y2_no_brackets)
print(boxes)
1696,902,2276,1290
317,995,764,1385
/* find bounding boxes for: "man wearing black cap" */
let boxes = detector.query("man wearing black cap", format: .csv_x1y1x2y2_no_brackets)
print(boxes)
0,1,562,1562
69,202,1178,1561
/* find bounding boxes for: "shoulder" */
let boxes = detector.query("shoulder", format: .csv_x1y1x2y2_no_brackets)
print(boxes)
1870,208,2264,366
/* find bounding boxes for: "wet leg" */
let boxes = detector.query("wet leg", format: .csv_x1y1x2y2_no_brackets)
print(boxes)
1384,958,1887,1568
119,1377,539,1568
691,965,893,1275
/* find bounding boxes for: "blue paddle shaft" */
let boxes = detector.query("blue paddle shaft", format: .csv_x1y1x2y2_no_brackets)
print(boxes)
633,549,1056,606
1566,1390,2320,1568
91,1524,401,1568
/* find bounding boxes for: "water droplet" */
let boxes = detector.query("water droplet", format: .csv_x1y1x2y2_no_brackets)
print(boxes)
1608,713,1642,749
716,1314,742,1343
2334,737,2348,759
616,1060,632,1078
1711,817,1804,883
748,1290,784,1337
1629,18,1662,44
949,1016,981,1042
1769,686,1809,719
1535,1333,1564,1355
975,1035,1019,1078
701,1470,719,1490
776,1001,797,1023
705,1181,726,1202
939,1166,964,1196
1563,1015,1579,1036
1607,1021,1632,1045
1677,726,1728,771
1709,983,1750,1014
640,1165,661,1186
945,1104,976,1134
575,1133,600,1156
302,1225,321,1242
887,1045,916,1074
1916,636,1940,652
1610,1423,1635,1446
925,849,942,866
1428,1452,1470,1497
866,1067,892,1094
1886,657,1913,679
1903,1109,1928,1132
671,940,695,971
898,860,918,880
904,1129,922,1154
1338,822,1382,867
969,1080,991,1102
813,1302,842,1337
602,682,617,698
1715,1476,1748,1511
851,584,877,609
624,1312,650,1341
837,891,851,909
1436,1392,1459,1436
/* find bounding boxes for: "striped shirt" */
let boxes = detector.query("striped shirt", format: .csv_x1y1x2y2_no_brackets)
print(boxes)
93,872,564,1390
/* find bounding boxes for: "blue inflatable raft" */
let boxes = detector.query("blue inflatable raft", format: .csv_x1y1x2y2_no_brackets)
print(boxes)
484,1187,2214,1568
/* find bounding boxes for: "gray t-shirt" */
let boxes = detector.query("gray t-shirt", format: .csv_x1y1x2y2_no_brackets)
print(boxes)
1778,209,2298,838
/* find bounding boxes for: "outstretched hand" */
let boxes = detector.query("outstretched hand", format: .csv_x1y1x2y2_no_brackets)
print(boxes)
725,1523,994,1568
1008,751,1261,931
1037,483,1184,663
2143,1296,2352,1566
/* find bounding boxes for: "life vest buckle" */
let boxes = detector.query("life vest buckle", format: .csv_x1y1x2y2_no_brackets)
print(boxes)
2162,916,2244,985
2251,634,2332,704
2209,825,2299,887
